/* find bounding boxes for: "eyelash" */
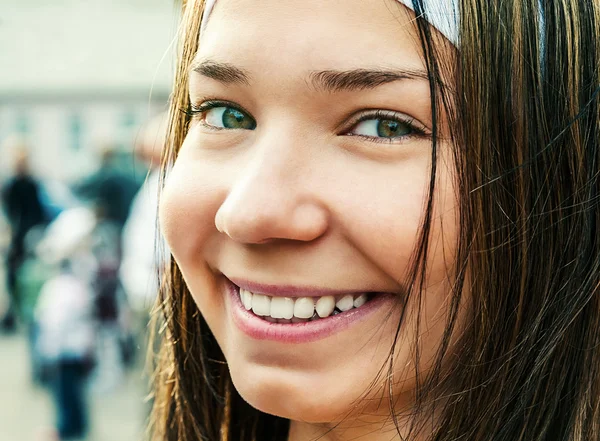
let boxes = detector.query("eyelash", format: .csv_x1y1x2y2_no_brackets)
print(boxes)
342,109,429,144
182,100,430,143
182,99,247,130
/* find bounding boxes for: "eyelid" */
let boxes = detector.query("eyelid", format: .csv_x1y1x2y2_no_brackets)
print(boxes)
341,109,430,137
188,98,253,116
184,98,256,130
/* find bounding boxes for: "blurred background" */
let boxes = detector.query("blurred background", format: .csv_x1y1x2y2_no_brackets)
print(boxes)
0,1,179,440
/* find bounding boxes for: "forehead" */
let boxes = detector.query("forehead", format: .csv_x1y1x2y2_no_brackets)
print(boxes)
197,0,426,72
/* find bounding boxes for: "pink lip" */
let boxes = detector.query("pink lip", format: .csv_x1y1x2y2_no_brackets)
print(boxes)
229,277,379,298
225,278,395,344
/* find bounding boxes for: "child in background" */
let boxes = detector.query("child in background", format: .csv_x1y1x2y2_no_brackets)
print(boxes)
15,225,56,384
35,207,97,441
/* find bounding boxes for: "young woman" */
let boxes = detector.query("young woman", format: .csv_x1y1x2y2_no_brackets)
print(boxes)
150,0,600,440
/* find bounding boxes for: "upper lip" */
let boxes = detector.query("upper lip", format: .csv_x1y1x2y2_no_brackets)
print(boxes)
229,277,378,298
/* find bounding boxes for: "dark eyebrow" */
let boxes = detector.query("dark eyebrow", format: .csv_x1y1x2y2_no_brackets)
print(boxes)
309,68,429,92
190,59,428,91
190,60,251,85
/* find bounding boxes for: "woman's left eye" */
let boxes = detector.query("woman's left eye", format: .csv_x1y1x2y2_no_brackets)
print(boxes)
204,106,256,130
348,116,414,140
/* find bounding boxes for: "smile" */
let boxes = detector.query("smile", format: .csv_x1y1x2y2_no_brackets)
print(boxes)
225,277,396,343
240,289,372,323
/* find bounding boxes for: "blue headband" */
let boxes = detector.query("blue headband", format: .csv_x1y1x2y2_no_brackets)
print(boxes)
200,0,460,46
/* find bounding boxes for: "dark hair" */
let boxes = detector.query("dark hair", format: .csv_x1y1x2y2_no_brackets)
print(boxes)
148,0,600,440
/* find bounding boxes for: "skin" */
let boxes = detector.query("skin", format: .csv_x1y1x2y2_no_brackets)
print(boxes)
159,0,459,439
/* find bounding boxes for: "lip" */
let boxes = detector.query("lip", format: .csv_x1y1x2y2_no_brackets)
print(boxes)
230,277,374,298
225,278,396,343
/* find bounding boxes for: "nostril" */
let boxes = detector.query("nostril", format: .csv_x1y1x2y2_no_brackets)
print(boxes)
254,238,277,244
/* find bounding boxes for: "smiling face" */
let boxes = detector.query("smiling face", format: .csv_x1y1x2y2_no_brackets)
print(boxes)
160,0,458,433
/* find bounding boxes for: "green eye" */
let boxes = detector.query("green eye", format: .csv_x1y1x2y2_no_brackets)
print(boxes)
352,118,413,139
205,106,256,130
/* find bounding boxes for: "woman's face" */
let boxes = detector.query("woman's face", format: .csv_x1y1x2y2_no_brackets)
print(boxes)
160,0,458,428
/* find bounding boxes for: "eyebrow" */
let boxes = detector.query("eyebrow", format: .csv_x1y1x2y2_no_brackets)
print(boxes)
190,59,429,92
191,60,251,85
308,68,429,92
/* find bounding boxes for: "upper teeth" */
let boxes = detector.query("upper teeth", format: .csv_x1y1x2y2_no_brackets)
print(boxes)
240,289,369,320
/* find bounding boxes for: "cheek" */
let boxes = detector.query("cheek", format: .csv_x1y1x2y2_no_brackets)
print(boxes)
159,156,230,335
159,159,221,264
332,161,434,283
357,158,457,288
335,153,459,370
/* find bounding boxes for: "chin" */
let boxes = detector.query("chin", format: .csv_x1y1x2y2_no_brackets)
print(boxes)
227,359,367,423
228,350,388,424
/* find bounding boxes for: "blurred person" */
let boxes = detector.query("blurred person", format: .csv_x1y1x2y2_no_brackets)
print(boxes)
35,207,98,441
119,114,169,369
75,143,139,230
41,204,131,393
120,113,168,314
1,140,47,331
16,227,52,326
15,226,57,384
74,143,139,374
90,215,134,382
38,179,80,223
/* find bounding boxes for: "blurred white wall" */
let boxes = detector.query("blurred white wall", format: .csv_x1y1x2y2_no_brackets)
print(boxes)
0,0,178,181
0,102,166,181
0,0,177,95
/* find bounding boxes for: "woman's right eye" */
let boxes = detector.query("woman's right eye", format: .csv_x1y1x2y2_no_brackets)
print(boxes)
195,104,256,130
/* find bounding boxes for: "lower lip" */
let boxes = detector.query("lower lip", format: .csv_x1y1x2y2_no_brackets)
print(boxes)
225,279,396,344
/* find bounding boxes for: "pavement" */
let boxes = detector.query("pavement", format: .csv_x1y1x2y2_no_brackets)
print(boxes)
0,331,148,441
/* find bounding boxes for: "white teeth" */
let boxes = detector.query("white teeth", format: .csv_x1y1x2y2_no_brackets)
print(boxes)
294,297,315,319
239,288,370,321
270,297,295,319
252,294,271,316
315,295,335,318
241,288,253,310
353,293,368,308
336,294,354,312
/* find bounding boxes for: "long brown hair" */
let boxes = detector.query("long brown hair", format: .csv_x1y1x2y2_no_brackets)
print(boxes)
149,0,600,440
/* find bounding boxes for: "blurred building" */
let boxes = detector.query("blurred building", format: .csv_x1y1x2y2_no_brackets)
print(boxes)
0,0,178,181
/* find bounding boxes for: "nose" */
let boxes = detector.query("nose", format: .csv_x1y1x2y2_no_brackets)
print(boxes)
214,147,329,244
